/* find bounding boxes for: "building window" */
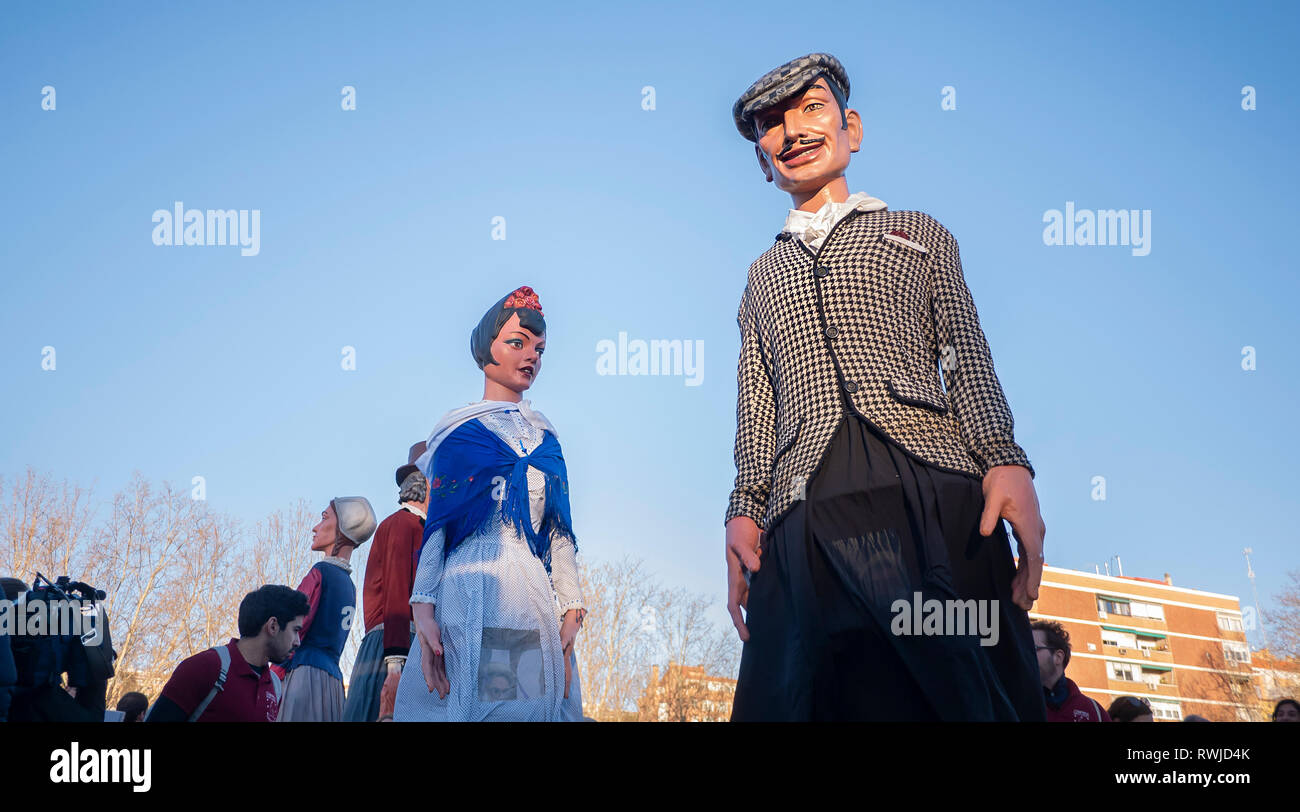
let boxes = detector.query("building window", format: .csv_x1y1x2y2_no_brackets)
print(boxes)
1216,612,1243,632
1102,629,1136,649
1107,661,1139,682
1149,700,1182,721
1098,597,1131,616
1134,632,1168,654
1223,641,1251,665
1129,601,1165,621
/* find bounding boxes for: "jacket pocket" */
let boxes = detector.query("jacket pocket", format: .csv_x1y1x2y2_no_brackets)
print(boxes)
772,417,802,467
886,375,949,415
879,231,931,255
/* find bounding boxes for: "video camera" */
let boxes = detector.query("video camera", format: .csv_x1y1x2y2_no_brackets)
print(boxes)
4,572,116,722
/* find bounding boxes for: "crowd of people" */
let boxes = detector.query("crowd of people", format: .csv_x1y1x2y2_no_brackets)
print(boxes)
144,286,586,722
2,285,587,723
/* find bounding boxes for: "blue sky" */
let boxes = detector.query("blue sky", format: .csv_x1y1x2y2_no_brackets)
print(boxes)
2,1,1297,651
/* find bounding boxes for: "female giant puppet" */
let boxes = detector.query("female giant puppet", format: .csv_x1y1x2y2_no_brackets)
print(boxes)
394,286,586,721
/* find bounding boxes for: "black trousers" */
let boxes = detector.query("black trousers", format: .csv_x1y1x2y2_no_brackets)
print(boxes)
731,414,1046,722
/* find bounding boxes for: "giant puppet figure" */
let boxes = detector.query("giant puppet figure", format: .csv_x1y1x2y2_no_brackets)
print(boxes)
393,286,586,722
724,53,1048,721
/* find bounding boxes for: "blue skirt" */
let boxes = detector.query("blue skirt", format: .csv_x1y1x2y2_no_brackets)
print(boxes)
342,627,407,722
731,414,1046,722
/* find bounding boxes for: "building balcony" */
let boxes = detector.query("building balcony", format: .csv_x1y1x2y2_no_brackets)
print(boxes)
1102,644,1173,665
1107,675,1180,697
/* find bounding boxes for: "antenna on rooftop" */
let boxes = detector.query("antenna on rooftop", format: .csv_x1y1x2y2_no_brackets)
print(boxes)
1243,547,1268,650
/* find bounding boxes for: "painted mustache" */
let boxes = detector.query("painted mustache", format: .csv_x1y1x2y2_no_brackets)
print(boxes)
777,137,824,161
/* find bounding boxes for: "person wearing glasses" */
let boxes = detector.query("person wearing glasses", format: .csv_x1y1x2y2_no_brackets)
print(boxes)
1032,620,1110,722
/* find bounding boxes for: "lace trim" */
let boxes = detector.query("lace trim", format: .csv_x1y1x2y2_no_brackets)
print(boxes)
321,556,353,574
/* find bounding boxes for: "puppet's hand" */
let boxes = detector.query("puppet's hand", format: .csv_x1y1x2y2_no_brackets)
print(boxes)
378,659,403,719
980,465,1046,611
560,609,582,699
725,516,763,642
417,615,450,699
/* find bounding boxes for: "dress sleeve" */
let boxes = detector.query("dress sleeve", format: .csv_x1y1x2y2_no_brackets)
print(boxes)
410,527,445,606
548,536,585,619
295,565,324,641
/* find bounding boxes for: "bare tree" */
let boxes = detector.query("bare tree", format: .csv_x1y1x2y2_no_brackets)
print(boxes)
574,555,663,720
3,469,741,720
242,498,318,591
1178,649,1264,722
569,554,741,721
1263,569,1300,659
638,585,740,721
82,475,257,706
0,467,97,585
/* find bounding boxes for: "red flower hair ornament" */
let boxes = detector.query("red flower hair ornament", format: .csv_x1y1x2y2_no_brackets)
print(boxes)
503,285,543,316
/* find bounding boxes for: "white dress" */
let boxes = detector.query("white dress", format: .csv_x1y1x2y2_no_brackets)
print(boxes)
394,409,585,721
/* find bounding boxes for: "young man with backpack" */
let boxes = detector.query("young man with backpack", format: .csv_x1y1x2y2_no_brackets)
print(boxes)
146,585,308,722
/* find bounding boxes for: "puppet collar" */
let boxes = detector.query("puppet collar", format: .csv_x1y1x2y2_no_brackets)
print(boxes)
782,191,887,250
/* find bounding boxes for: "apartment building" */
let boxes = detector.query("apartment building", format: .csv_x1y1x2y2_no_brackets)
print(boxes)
1030,565,1254,721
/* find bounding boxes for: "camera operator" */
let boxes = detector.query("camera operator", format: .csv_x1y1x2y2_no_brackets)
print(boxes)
4,574,116,722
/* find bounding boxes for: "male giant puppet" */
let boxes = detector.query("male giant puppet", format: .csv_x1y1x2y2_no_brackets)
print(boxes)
724,53,1048,721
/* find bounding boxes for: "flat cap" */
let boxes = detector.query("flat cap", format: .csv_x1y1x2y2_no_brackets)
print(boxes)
732,52,850,142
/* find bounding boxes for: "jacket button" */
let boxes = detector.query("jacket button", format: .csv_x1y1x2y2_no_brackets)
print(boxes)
825,325,839,339
843,380,859,394
814,265,831,278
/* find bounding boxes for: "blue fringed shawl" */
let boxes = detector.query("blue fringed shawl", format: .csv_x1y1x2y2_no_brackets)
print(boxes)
420,418,575,573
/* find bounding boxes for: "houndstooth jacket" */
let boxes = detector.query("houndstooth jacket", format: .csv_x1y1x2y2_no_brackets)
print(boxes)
726,206,1034,531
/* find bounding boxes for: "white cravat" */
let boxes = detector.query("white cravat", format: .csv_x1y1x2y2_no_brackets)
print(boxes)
782,191,888,251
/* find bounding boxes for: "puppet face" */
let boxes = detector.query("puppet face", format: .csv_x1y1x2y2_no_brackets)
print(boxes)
311,504,339,552
752,77,861,197
484,312,545,395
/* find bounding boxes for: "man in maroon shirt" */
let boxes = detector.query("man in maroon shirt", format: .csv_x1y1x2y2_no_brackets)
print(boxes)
147,585,309,722
1033,620,1111,722
343,443,429,722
